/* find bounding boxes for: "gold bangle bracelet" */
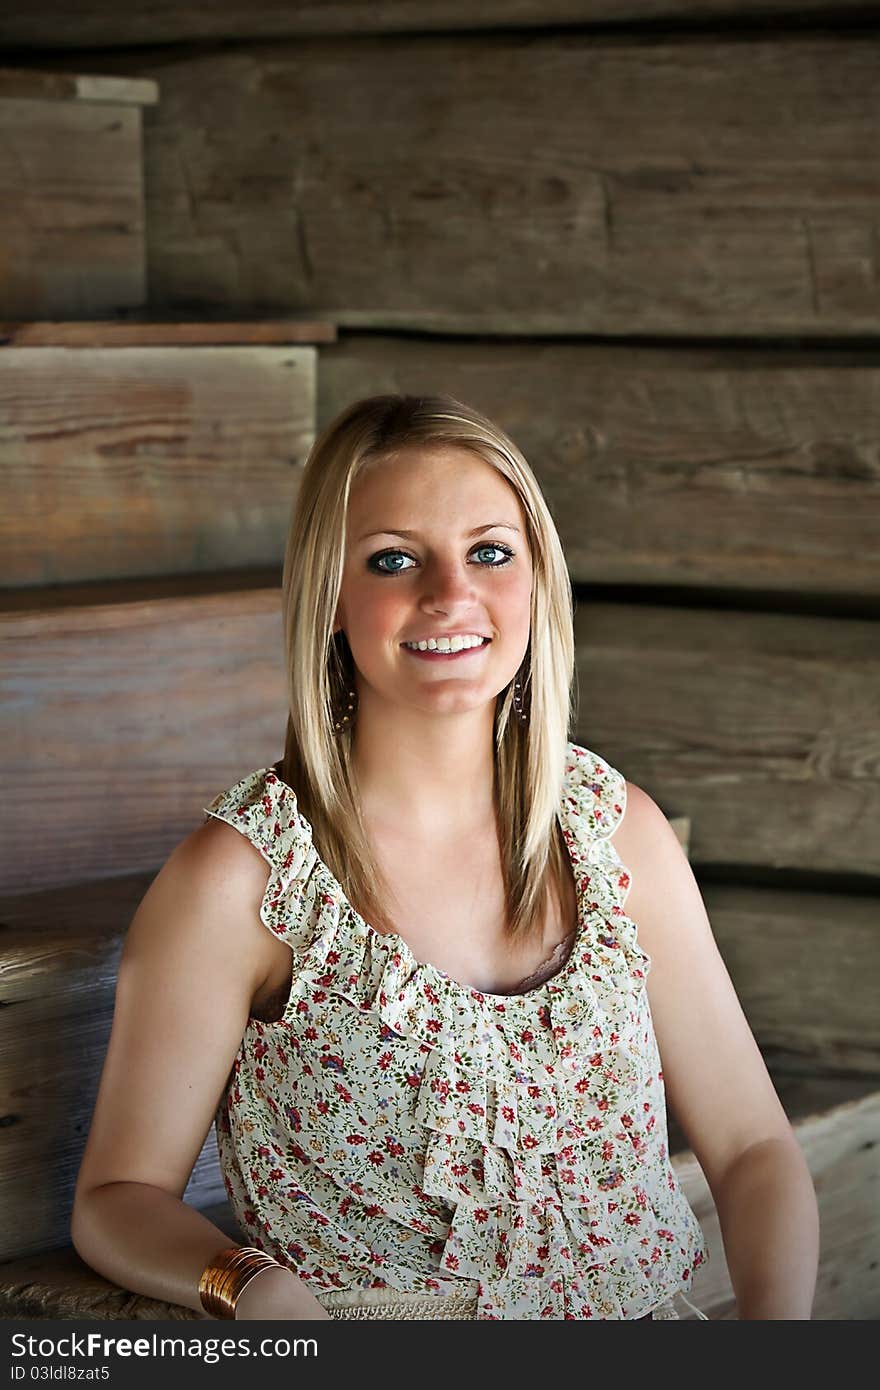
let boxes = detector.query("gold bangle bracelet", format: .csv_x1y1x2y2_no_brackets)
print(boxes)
199,1245,283,1319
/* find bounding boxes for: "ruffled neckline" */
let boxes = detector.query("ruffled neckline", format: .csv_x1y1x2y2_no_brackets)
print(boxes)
256,739,630,1009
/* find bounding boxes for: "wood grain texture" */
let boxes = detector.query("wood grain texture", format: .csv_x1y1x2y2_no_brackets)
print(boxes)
318,335,880,599
0,96,149,319
0,588,287,893
0,2,875,49
699,884,880,1075
0,320,336,346
0,345,315,586
574,599,880,877
0,1087,874,1318
4,334,876,596
42,32,880,334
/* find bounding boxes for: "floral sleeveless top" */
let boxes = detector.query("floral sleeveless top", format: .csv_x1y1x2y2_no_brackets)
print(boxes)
203,741,709,1319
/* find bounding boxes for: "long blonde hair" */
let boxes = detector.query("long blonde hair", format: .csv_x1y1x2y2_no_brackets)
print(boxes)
279,394,577,948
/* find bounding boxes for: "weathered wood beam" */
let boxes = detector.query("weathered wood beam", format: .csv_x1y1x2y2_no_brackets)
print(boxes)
1,343,316,586
318,335,880,600
0,2,876,51
37,32,879,334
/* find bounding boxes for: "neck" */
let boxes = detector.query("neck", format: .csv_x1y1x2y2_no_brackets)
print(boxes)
348,693,498,839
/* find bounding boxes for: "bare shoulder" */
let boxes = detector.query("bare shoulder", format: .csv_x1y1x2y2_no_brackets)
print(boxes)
610,782,679,899
180,813,274,897
130,815,279,991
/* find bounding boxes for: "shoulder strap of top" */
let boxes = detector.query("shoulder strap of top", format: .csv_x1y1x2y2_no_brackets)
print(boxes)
561,741,628,849
203,765,318,894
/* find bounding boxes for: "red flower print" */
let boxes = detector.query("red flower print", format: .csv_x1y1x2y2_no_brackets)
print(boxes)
377,1052,392,1070
444,1254,459,1271
320,1053,345,1073
623,1213,640,1226
474,1209,489,1223
368,1151,384,1166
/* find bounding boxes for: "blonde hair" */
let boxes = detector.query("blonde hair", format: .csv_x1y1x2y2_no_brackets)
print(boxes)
279,394,576,949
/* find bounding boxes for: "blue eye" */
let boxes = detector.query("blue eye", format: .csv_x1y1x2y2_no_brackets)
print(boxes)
369,543,515,575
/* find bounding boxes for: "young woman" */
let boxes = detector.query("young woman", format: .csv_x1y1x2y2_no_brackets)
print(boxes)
71,394,819,1320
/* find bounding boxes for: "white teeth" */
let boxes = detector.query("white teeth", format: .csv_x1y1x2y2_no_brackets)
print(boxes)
404,635,488,653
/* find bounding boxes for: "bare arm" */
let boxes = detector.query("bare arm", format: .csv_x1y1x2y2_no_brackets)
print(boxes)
70,818,330,1320
614,782,820,1320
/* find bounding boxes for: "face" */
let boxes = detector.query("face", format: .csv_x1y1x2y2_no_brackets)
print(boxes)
333,445,533,721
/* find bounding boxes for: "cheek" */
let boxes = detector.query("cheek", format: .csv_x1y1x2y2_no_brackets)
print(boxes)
344,581,403,640
497,568,532,620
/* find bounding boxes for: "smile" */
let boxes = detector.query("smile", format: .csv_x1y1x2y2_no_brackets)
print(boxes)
401,637,491,661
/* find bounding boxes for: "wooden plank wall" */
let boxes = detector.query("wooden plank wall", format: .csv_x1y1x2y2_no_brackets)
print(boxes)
1,1,878,1311
0,70,158,319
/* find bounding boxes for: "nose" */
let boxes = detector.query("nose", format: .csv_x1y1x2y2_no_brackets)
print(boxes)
417,553,480,616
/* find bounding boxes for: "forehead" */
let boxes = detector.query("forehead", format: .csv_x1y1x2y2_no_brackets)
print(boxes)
349,444,522,518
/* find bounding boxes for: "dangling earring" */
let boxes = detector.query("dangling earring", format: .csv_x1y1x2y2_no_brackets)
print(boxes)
333,684,357,733
512,655,531,724
330,628,357,734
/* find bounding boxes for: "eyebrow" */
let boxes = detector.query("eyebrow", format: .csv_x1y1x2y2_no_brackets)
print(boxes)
358,523,521,542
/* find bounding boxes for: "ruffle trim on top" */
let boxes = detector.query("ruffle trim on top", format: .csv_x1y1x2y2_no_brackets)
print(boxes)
204,742,708,1319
